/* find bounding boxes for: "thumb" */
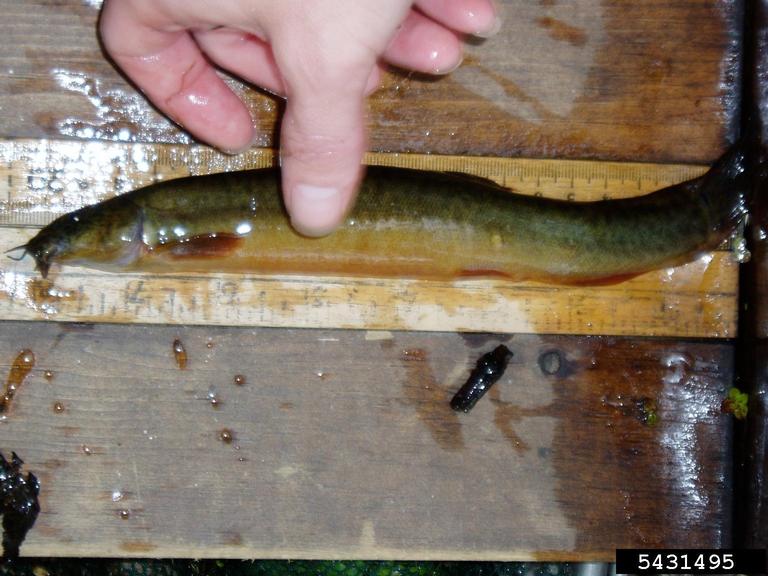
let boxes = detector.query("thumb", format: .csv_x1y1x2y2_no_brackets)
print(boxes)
279,64,374,237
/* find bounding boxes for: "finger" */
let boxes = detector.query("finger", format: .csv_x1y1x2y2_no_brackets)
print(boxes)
193,28,286,96
100,1,255,152
415,0,501,37
364,65,384,95
382,10,463,75
276,57,373,236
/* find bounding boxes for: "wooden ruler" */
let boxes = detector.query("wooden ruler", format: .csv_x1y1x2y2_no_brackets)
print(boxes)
0,139,737,337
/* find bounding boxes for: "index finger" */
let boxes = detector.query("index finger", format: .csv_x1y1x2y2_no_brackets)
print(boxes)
99,0,255,152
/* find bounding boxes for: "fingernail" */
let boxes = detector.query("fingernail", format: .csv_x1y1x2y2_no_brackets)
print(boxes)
474,16,502,39
289,184,343,237
222,126,261,155
435,54,464,75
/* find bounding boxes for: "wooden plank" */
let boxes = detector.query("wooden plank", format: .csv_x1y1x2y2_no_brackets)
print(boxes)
0,324,733,559
0,242,738,337
0,140,738,338
0,0,743,163
734,0,768,549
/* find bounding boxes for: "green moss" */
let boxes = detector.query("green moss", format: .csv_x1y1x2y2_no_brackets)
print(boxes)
723,387,749,420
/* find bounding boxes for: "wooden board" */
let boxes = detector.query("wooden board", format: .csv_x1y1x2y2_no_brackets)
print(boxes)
0,0,743,560
0,140,738,338
0,324,733,559
0,0,743,163
733,0,768,549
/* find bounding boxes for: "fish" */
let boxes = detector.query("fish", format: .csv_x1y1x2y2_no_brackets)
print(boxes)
7,140,755,284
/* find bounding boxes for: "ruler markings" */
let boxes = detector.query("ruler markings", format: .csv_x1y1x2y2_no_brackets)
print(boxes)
0,139,734,337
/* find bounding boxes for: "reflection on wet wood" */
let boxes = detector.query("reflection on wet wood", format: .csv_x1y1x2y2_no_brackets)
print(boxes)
735,0,768,549
0,0,742,163
0,323,732,558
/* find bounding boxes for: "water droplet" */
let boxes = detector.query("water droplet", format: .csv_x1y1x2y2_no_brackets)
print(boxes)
52,401,65,413
43,370,54,382
172,339,187,369
207,389,221,408
662,352,693,385
698,253,714,265
119,509,130,520
111,490,124,502
2,349,36,414
219,429,234,444
206,339,215,349
81,445,92,455
233,375,246,386
235,222,252,235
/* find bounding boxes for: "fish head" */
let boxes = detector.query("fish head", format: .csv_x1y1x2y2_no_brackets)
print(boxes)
12,199,144,278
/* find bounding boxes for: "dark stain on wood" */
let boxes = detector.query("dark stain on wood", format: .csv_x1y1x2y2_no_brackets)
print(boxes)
536,16,588,47
400,348,464,450
458,332,510,349
222,531,244,546
0,349,35,415
119,540,158,553
488,389,535,454
546,337,733,550
27,279,74,311
57,425,81,437
537,348,579,378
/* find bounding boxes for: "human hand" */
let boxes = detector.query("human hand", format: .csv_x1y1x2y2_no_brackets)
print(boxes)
99,0,500,235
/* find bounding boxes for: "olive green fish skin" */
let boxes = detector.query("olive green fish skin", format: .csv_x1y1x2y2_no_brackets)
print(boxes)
19,140,753,283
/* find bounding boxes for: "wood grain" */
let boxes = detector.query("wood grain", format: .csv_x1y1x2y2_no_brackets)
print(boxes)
0,0,743,559
0,0,743,163
0,324,732,559
0,242,739,337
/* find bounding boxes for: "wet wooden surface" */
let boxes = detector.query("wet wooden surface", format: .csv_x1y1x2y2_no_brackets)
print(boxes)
0,0,742,559
735,0,768,549
0,324,733,559
0,0,743,163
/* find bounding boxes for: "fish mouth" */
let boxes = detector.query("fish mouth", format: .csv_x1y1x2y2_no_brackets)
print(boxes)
28,248,53,279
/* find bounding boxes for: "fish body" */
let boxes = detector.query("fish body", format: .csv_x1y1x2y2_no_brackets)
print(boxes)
15,142,754,284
